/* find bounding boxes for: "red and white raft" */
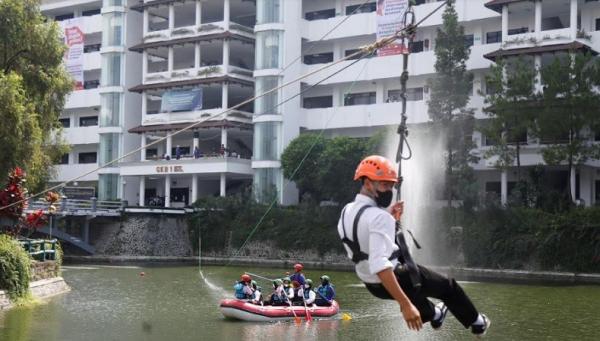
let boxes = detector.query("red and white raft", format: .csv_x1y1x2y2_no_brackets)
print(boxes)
220,299,340,322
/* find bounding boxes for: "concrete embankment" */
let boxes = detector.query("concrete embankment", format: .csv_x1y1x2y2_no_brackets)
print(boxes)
0,277,70,311
64,255,600,285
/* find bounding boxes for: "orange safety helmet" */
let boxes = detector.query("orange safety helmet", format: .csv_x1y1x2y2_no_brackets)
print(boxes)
354,155,398,182
294,263,303,272
241,274,252,282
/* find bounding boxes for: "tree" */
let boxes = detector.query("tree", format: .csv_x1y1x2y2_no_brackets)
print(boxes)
0,0,72,192
281,134,326,201
536,52,600,203
482,57,537,181
281,134,378,204
427,1,475,208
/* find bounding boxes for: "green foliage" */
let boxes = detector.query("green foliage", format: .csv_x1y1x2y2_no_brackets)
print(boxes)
0,234,32,299
281,134,379,204
482,57,537,177
0,0,72,192
536,53,600,201
427,2,476,209
189,189,344,256
461,206,600,272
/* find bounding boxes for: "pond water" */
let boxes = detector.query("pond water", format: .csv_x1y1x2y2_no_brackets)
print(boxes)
0,265,598,340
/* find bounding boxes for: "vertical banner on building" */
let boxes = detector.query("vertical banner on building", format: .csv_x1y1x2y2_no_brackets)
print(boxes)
376,0,409,56
60,18,85,90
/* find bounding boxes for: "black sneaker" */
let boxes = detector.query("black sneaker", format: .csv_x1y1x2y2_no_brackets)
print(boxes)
431,302,448,330
471,314,491,338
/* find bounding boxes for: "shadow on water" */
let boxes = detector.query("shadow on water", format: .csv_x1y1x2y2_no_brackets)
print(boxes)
1,265,599,341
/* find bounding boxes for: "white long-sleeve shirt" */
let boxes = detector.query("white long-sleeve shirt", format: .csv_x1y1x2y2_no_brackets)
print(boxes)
337,194,400,284
297,287,316,304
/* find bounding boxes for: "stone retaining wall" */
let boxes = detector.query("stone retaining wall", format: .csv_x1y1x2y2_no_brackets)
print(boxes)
0,277,70,311
30,261,60,281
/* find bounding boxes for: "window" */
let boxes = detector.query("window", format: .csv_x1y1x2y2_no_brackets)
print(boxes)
84,44,101,53
508,27,528,35
254,121,280,161
257,0,281,24
486,31,501,44
346,2,376,14
305,9,336,21
100,93,121,127
256,31,282,70
78,152,97,164
303,52,334,65
255,76,281,115
103,12,123,47
485,80,497,95
99,133,119,166
345,49,374,60
410,40,424,53
387,88,424,102
59,118,70,128
344,92,376,106
483,134,498,146
596,18,600,31
464,34,474,47
84,80,100,89
303,96,333,109
146,148,158,159
59,153,69,165
55,13,74,21
82,9,101,16
171,146,191,156
101,53,121,86
79,116,98,127
485,182,501,195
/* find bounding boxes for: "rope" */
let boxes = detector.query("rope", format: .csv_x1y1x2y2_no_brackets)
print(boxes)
227,50,376,262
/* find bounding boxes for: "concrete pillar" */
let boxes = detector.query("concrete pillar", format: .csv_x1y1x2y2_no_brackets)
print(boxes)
376,82,385,104
166,134,173,157
224,0,230,29
534,54,542,92
169,4,175,31
333,87,342,107
141,92,147,116
222,82,229,110
570,0,578,39
223,39,230,73
221,127,228,148
195,0,202,27
140,132,147,161
143,9,149,35
168,47,174,73
165,174,171,207
194,42,201,69
191,174,198,203
193,133,199,150
502,5,509,43
570,165,577,203
335,0,343,16
501,169,508,205
220,173,226,197
534,0,542,37
142,50,148,80
333,41,342,61
139,176,145,206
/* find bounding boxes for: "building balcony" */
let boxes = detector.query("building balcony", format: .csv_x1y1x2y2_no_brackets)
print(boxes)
143,64,253,85
53,163,99,182
65,88,100,109
301,43,499,85
83,51,101,71
63,126,100,145
142,108,252,126
82,14,102,34
142,21,254,45
119,156,253,177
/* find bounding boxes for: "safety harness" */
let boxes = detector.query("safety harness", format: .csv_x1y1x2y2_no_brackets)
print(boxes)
340,205,401,264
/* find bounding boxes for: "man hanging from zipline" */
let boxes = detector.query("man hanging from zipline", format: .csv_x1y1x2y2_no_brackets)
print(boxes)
338,155,490,337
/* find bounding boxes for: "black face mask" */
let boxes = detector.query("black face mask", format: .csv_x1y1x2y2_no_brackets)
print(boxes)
375,189,393,208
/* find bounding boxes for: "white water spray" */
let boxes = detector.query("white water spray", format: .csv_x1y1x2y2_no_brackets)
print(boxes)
381,124,448,265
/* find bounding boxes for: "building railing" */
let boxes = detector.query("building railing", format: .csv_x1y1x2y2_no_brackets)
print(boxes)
19,239,57,261
26,198,124,215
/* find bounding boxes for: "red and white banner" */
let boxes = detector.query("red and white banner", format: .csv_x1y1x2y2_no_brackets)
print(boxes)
60,18,85,90
376,0,409,56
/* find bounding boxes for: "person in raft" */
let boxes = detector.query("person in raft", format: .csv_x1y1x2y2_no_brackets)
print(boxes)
250,280,263,305
314,275,335,306
290,263,306,287
269,279,289,306
233,274,254,300
338,155,490,337
297,278,316,306
282,277,295,300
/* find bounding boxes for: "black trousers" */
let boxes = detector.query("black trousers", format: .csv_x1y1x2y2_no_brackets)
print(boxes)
364,264,479,329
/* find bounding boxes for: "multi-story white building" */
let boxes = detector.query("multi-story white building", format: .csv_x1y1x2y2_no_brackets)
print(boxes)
45,0,600,207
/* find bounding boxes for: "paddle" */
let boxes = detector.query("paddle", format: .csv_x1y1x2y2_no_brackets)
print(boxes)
302,289,313,322
245,272,275,282
288,297,301,324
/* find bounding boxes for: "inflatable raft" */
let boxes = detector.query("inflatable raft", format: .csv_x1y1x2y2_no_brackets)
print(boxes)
220,299,340,322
